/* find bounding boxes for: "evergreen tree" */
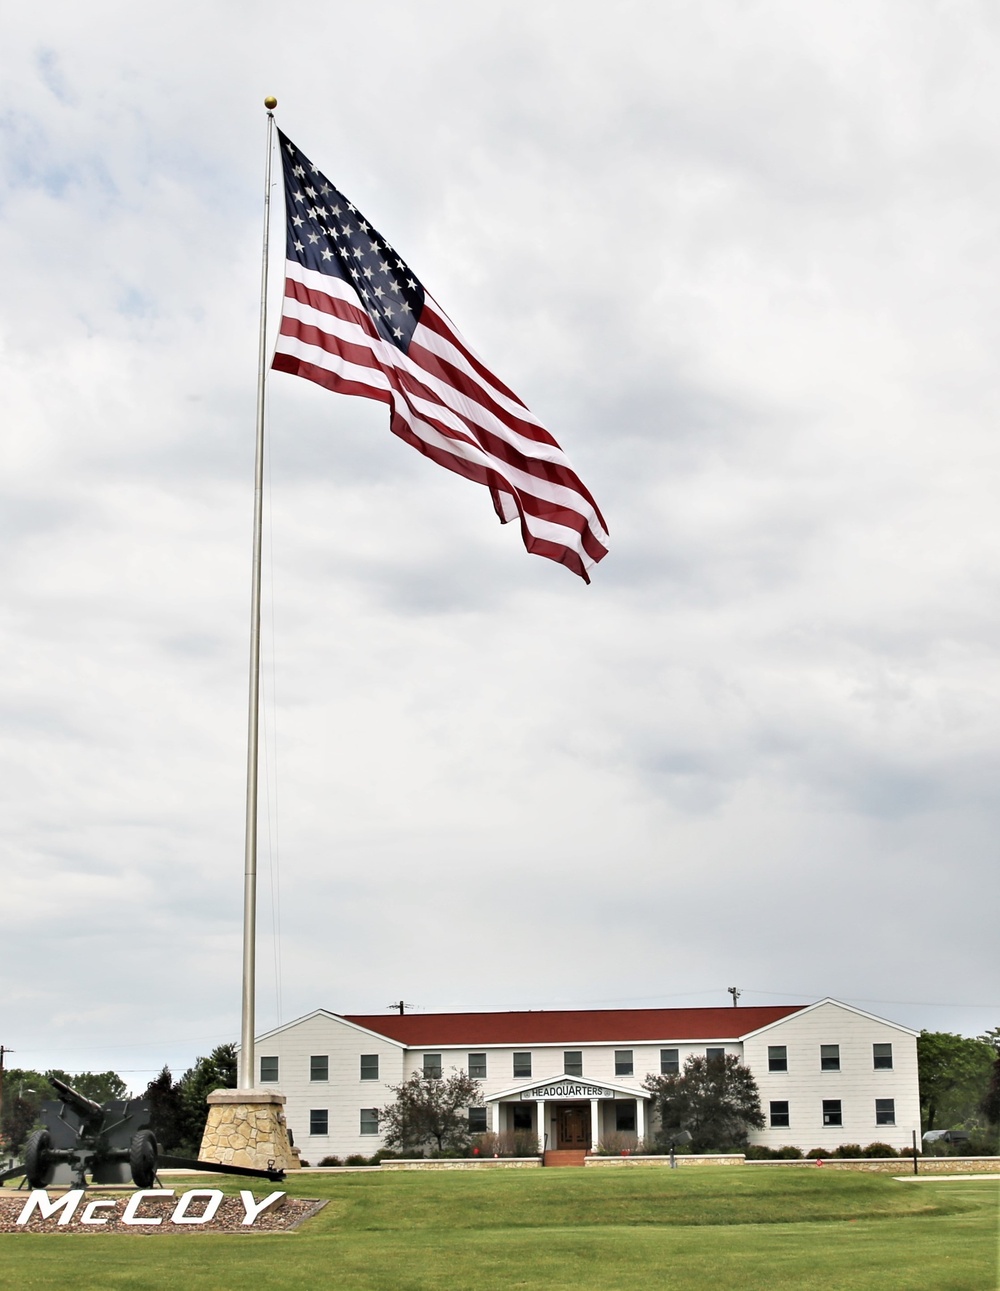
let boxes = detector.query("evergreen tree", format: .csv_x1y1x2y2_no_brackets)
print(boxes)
175,1044,238,1155
144,1065,184,1152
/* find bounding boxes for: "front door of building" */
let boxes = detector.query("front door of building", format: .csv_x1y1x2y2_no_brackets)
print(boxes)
556,1104,591,1149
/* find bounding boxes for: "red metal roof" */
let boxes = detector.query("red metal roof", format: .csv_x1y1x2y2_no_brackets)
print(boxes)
343,1005,803,1046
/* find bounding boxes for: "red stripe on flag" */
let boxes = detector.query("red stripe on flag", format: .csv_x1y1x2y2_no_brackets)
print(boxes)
277,316,607,546
280,306,605,516
273,253,607,581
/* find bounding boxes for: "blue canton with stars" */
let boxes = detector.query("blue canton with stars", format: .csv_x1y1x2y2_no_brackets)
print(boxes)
278,130,425,353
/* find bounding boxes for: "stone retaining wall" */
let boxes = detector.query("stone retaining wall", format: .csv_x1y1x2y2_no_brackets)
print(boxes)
745,1156,1000,1174
585,1154,745,1168
379,1158,541,1170
312,1153,1000,1174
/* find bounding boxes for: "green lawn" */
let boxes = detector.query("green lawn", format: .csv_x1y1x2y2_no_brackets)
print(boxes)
3,1167,998,1290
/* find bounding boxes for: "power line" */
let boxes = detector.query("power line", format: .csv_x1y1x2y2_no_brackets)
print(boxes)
13,1032,233,1054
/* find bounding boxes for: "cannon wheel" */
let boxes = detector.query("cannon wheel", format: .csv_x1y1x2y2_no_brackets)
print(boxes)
129,1130,158,1188
24,1129,53,1189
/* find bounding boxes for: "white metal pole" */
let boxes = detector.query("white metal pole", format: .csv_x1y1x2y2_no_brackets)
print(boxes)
239,97,277,1090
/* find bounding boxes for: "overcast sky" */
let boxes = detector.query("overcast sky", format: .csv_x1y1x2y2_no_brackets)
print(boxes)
2,0,999,1090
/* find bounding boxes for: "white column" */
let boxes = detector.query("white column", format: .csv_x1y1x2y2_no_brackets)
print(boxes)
636,1097,645,1145
590,1099,600,1151
537,1099,546,1153
492,1101,503,1135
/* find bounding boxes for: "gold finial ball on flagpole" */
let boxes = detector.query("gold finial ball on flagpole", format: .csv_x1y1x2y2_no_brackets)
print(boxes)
264,96,278,110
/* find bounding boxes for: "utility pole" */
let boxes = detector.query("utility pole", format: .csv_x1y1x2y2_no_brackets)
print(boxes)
388,1001,411,1016
728,987,741,1007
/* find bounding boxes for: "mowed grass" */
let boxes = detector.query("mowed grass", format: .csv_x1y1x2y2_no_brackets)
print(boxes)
2,1166,998,1291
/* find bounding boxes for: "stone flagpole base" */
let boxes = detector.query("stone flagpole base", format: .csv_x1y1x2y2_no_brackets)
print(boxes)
198,1089,300,1171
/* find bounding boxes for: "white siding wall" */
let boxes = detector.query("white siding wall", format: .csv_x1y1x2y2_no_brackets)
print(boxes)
400,1041,740,1097
253,1002,920,1157
743,1001,920,1152
255,1012,405,1160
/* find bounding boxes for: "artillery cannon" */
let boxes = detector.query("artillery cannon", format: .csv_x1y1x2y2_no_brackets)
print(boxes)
0,1077,284,1189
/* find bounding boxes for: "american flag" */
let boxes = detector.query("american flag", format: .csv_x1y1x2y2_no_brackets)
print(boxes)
271,131,609,582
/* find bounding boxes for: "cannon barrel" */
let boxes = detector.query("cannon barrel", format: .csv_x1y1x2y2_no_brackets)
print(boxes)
49,1076,105,1120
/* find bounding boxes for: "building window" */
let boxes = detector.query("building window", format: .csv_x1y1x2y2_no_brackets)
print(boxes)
423,1053,442,1078
768,1046,788,1073
615,1102,636,1132
469,1107,487,1133
259,1056,279,1083
360,1108,379,1136
820,1045,840,1072
660,1049,679,1075
706,1048,725,1064
512,1105,532,1130
309,1109,328,1136
615,1050,634,1076
468,1053,487,1079
360,1054,379,1081
875,1098,896,1126
564,1051,583,1077
310,1055,329,1082
513,1053,532,1079
873,1043,893,1071
822,1100,842,1127
770,1100,790,1129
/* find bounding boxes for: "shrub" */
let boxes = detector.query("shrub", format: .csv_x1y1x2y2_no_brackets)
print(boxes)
744,1144,775,1159
774,1145,804,1159
833,1144,863,1158
596,1132,644,1156
863,1142,897,1158
958,1135,997,1156
344,1153,371,1166
470,1131,539,1158
806,1148,827,1159
318,1155,342,1167
298,1160,310,1167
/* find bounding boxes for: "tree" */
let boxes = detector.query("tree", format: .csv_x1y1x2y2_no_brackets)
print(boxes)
917,1031,996,1132
1,1068,128,1155
0,1069,58,1153
46,1070,128,1104
174,1044,238,1154
137,1046,237,1155
979,1055,1000,1130
643,1053,765,1152
378,1070,483,1155
144,1065,185,1152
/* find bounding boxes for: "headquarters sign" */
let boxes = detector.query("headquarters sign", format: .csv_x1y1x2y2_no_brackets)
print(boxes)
518,1081,618,1100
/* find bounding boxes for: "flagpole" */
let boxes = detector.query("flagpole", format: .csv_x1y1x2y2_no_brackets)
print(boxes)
239,96,277,1091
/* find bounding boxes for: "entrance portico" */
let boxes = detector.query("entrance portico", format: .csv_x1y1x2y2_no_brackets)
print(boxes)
486,1075,648,1154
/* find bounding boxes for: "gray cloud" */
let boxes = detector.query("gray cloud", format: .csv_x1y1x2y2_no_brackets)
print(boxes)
2,1,1000,1088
